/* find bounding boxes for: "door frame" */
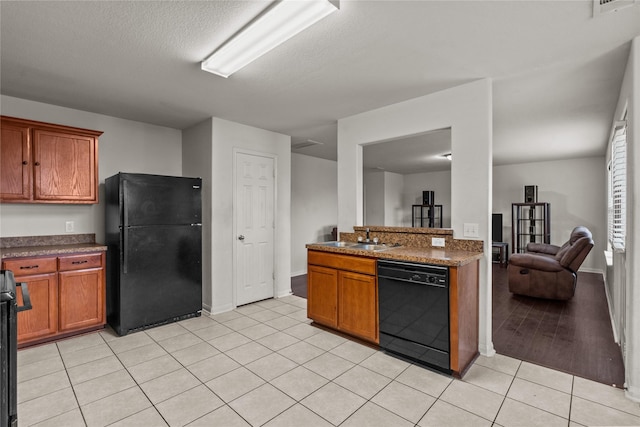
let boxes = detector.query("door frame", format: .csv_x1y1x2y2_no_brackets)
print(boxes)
232,148,278,308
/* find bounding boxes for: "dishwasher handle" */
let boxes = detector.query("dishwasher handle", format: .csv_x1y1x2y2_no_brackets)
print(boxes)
378,274,447,288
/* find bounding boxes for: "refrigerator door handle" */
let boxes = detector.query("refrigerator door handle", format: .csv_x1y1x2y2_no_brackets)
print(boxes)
122,179,129,227
122,227,128,274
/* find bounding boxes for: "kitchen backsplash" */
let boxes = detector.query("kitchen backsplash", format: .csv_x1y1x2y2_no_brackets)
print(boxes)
340,226,483,252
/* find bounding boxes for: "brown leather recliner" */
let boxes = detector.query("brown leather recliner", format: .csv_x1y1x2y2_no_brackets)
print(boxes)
508,226,594,300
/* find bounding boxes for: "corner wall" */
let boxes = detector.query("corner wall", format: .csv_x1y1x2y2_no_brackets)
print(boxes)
182,119,214,314
291,153,338,276
183,118,291,314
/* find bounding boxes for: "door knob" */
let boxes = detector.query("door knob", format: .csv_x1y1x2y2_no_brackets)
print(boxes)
238,235,245,241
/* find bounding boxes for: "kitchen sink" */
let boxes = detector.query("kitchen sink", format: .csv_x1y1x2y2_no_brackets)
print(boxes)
351,243,392,251
314,241,358,248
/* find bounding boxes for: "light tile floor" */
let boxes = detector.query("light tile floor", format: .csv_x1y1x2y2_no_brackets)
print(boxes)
16,295,640,427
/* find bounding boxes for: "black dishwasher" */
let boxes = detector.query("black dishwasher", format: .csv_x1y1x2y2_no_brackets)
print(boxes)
378,259,450,373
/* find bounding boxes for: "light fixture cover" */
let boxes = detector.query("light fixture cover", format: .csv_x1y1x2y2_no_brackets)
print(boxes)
202,0,338,78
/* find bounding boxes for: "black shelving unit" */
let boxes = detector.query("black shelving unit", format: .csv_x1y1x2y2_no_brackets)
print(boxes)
412,204,443,228
512,202,550,253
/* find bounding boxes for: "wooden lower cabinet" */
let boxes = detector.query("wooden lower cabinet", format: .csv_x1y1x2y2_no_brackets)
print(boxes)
2,251,106,347
307,250,378,344
16,272,58,343
338,271,377,342
307,265,338,328
59,268,104,332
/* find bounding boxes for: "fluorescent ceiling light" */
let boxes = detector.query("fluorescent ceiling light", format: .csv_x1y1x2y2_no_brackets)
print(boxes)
201,0,338,78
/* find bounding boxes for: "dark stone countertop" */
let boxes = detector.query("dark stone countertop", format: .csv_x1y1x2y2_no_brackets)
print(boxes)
0,234,107,259
306,243,482,267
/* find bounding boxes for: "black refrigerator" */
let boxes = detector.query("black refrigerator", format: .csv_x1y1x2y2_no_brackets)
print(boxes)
105,172,202,336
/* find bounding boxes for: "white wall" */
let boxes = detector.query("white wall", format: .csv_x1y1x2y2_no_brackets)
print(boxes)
364,170,385,225
182,119,213,317
183,117,291,314
384,171,404,226
0,95,182,243
611,35,639,402
291,153,338,276
493,157,606,272
403,170,452,228
337,79,494,356
364,170,404,226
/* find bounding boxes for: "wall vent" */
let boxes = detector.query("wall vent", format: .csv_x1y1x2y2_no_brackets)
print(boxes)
292,139,324,150
593,0,638,16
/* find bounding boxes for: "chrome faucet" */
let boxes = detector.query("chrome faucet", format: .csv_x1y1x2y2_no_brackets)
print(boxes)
365,228,370,242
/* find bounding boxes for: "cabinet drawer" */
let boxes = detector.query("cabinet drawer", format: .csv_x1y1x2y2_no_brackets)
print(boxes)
58,253,103,271
308,250,376,275
3,257,57,275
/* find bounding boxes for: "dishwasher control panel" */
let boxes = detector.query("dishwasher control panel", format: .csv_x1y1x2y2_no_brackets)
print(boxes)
377,259,448,287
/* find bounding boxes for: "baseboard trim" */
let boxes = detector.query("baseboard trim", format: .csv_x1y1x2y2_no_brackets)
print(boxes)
579,267,604,275
625,385,640,403
603,272,620,344
210,303,234,315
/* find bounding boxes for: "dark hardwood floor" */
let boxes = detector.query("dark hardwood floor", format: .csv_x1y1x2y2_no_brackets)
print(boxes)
292,266,625,388
492,264,625,388
291,274,307,298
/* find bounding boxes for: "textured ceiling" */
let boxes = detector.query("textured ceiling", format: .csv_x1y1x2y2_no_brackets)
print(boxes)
1,1,639,173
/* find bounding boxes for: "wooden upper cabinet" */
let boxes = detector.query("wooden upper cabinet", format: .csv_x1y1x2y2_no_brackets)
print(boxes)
0,118,31,201
0,116,102,204
34,129,98,202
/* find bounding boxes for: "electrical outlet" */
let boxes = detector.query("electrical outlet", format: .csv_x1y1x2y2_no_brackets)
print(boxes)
432,237,445,247
65,221,74,233
463,223,479,238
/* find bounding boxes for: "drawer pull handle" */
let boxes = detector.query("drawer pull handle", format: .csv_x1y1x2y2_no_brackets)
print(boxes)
20,265,39,269
71,260,89,265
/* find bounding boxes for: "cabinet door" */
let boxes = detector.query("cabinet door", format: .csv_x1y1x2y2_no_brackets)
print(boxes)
0,119,31,201
307,265,338,328
338,271,378,343
14,273,58,343
58,267,105,332
33,129,97,203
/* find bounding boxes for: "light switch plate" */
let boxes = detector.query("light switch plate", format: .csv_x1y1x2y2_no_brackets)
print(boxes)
463,223,479,238
65,221,74,233
432,237,445,247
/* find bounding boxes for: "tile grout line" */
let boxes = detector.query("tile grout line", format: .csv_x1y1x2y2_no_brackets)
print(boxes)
567,375,575,427
489,358,521,426
58,335,101,427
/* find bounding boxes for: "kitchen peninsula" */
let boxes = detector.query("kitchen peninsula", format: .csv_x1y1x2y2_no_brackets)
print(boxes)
306,226,482,378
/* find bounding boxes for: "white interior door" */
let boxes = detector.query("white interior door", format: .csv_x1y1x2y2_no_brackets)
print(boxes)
234,152,275,306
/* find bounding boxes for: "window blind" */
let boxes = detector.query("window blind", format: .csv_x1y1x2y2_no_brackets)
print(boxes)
610,122,627,250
